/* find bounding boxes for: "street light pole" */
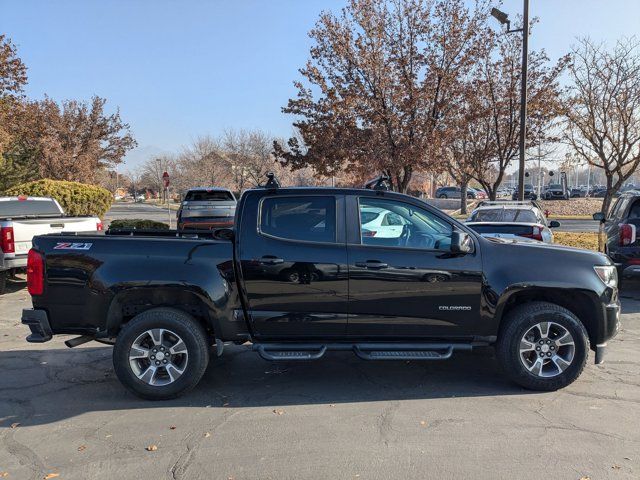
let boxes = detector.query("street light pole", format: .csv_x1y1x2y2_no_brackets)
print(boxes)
518,0,530,201
491,1,530,201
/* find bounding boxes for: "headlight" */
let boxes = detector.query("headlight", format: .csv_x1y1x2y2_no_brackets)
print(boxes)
594,265,618,288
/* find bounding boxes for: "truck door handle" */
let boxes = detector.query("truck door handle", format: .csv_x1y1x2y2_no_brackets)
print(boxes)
260,255,284,265
355,260,388,269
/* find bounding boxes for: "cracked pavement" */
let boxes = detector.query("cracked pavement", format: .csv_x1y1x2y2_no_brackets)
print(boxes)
1,276,639,480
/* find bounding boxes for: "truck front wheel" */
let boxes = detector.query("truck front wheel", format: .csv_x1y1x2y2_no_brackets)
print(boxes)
113,308,210,400
496,301,589,391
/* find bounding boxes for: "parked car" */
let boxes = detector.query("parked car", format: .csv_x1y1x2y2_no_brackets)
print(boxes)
435,186,485,199
465,201,560,243
570,188,585,198
511,184,538,200
360,206,406,238
22,177,620,399
0,196,102,294
594,192,640,281
176,187,237,230
544,183,570,200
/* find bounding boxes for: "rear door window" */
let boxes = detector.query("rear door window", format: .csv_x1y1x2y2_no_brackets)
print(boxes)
0,199,62,217
260,196,336,243
184,190,235,202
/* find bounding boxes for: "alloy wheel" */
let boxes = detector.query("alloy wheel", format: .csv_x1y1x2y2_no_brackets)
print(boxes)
519,321,575,378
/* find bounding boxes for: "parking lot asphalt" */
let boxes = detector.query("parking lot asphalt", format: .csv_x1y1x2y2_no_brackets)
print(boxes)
1,278,639,480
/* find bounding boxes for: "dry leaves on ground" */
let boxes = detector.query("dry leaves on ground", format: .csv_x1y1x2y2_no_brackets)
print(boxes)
77,445,86,451
9,423,19,429
204,432,211,438
273,409,284,415
146,445,158,451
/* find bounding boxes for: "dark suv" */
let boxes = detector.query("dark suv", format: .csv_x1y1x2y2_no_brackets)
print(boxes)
595,192,640,280
512,184,537,201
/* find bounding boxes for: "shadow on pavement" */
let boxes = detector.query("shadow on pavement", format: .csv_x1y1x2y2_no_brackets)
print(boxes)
1,344,529,428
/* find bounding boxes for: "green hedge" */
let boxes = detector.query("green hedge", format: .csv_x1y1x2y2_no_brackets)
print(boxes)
108,219,169,230
4,179,113,218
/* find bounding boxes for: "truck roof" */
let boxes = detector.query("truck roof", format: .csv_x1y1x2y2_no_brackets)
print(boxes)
185,187,233,192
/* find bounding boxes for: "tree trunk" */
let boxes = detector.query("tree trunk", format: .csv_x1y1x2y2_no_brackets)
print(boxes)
460,179,468,214
599,187,615,253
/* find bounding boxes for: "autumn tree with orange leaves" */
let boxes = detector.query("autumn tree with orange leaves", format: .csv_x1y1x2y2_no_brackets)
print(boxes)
275,0,490,193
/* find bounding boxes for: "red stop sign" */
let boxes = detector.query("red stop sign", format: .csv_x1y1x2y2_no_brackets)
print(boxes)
162,171,170,188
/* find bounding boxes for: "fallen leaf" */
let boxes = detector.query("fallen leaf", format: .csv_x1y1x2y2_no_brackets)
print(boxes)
204,432,211,438
612,465,621,470
0,472,8,478
146,445,158,451
420,421,427,426
77,445,87,451
10,423,19,429
579,477,591,480
624,457,632,460
169,426,176,430
44,475,60,480
105,434,112,438
329,404,336,407
273,409,284,415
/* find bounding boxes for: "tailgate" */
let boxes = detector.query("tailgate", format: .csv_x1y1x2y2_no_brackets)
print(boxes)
12,217,98,254
180,201,236,219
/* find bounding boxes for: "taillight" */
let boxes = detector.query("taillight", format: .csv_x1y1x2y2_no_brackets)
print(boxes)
619,223,636,246
0,226,15,253
27,249,44,296
518,225,544,242
96,222,103,231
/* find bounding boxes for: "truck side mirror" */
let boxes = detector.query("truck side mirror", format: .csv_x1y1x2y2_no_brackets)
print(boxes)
593,212,605,222
451,231,473,254
549,220,561,228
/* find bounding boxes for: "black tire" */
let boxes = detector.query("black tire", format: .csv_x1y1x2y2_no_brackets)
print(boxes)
439,194,448,199
113,307,210,400
0,271,6,295
496,301,589,391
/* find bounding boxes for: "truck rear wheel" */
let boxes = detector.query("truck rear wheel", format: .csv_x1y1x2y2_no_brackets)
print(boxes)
496,301,589,391
113,308,210,400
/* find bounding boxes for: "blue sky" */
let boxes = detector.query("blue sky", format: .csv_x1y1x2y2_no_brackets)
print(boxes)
2,0,639,170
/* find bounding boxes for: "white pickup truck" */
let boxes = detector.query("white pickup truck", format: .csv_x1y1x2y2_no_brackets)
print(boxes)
0,196,103,294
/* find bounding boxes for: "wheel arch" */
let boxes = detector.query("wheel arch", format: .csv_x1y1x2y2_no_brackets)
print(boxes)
105,286,219,339
496,287,601,349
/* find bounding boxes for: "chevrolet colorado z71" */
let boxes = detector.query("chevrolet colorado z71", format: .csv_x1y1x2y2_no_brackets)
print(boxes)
22,180,620,399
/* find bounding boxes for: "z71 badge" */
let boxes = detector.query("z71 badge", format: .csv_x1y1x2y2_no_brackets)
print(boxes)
53,242,93,250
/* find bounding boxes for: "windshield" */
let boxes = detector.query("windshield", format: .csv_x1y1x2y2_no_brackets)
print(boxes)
0,198,63,217
184,190,235,202
470,208,538,223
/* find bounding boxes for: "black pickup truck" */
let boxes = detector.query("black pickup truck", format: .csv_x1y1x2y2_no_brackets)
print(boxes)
22,181,620,399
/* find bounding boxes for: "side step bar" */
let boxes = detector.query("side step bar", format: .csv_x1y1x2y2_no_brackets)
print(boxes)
254,343,472,362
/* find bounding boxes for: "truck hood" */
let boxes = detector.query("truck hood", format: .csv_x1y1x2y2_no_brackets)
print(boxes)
485,236,611,264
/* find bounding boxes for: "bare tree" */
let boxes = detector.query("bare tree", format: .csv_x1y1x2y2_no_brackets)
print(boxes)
140,155,177,199
224,129,277,191
467,20,568,200
564,37,640,215
178,135,230,189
